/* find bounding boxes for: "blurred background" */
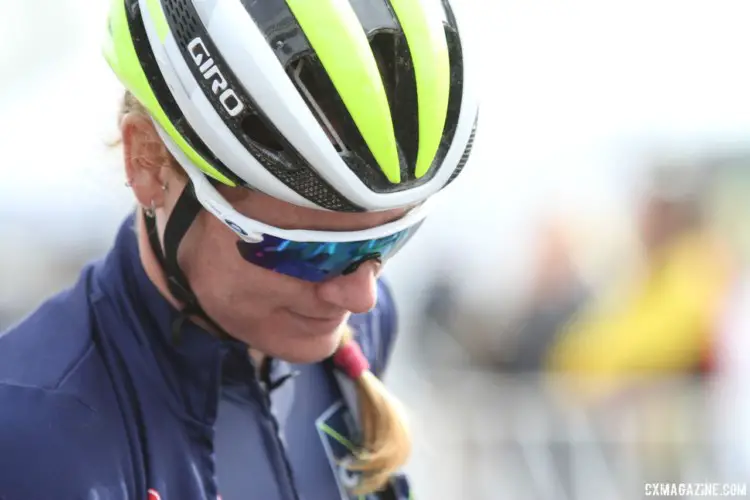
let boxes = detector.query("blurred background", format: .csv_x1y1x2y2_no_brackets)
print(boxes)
3,0,750,498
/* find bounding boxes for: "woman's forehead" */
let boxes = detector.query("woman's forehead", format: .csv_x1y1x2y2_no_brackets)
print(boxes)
217,184,408,231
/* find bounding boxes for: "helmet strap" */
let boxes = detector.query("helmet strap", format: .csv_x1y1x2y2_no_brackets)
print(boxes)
144,182,231,343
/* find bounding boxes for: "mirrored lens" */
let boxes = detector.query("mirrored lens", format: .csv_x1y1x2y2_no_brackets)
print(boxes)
236,222,422,282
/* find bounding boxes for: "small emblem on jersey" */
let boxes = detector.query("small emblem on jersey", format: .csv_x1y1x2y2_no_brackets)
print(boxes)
148,489,221,500
316,401,368,500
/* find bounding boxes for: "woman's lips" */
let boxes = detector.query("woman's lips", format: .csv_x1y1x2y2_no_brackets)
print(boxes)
287,310,348,332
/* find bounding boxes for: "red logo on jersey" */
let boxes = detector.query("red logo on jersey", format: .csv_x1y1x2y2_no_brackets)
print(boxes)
148,489,221,500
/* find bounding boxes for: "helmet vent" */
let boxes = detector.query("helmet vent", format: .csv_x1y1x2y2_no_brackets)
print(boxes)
289,59,348,154
240,113,285,152
444,114,477,187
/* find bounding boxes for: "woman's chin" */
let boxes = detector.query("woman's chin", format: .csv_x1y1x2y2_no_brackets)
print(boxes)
258,322,346,364
274,332,343,364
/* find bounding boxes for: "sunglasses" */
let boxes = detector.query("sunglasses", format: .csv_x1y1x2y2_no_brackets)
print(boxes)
157,127,429,282
235,222,422,282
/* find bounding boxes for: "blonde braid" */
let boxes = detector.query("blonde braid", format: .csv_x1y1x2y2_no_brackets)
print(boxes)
334,325,412,495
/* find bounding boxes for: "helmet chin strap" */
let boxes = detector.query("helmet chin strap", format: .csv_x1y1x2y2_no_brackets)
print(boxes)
143,182,232,343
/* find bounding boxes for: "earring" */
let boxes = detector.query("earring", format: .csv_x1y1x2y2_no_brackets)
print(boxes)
144,200,156,218
161,181,169,192
125,180,132,188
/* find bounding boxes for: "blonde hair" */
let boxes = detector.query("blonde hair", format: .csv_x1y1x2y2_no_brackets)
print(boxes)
336,325,412,495
120,92,413,495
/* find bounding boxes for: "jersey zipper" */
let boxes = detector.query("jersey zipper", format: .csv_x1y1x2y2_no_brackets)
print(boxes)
251,358,302,500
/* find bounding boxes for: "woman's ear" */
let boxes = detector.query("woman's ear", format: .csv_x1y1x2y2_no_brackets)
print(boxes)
122,113,170,209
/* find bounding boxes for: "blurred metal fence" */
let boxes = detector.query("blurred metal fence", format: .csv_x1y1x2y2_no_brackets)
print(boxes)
406,368,749,500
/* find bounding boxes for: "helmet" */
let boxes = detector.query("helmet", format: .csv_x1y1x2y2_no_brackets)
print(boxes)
103,0,478,212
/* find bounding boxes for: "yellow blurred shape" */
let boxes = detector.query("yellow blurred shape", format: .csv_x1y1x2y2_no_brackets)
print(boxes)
547,231,733,401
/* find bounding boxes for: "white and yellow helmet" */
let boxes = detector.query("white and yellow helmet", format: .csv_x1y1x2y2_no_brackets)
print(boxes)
104,0,478,212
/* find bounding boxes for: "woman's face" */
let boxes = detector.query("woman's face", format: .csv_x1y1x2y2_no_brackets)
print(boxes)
153,158,405,364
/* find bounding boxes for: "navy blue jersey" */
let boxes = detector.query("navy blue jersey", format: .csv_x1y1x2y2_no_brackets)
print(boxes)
0,214,411,500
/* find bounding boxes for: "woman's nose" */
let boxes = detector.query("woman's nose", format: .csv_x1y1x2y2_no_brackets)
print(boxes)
316,261,380,314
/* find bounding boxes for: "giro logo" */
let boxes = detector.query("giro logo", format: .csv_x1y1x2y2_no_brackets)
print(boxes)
187,37,245,117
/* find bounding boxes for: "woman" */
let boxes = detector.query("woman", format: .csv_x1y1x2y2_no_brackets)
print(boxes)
0,0,477,498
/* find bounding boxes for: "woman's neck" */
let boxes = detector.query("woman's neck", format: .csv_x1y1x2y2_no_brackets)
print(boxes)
135,211,268,368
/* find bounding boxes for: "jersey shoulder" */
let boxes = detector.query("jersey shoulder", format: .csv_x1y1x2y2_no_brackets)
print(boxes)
348,279,398,377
